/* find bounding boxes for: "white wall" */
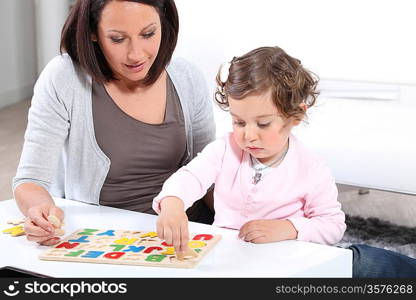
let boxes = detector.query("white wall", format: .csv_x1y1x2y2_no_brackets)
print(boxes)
175,0,416,85
0,0,37,109
35,0,70,74
174,0,416,194
0,0,70,110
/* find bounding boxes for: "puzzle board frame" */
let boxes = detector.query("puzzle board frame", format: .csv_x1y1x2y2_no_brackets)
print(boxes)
39,229,221,268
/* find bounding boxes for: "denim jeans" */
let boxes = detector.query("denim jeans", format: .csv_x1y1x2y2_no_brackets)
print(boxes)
348,244,416,278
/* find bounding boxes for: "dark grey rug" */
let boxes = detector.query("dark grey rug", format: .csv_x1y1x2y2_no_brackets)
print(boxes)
337,215,416,258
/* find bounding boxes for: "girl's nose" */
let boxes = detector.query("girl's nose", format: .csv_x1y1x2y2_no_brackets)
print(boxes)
244,125,258,141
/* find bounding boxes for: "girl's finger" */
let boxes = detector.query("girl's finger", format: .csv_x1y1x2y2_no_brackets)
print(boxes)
172,226,181,252
244,231,266,242
180,221,189,253
163,226,173,246
156,221,165,240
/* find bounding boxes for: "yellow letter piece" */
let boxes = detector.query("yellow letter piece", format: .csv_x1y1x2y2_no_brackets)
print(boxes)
161,247,175,255
188,240,206,249
140,232,158,238
2,225,25,237
113,238,138,245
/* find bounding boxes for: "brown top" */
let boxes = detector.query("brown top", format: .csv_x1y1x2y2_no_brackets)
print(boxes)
92,76,187,214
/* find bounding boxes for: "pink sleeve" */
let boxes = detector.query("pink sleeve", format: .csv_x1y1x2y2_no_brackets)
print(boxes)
152,137,227,214
287,162,346,245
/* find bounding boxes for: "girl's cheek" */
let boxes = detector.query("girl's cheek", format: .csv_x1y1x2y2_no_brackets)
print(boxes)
232,130,244,145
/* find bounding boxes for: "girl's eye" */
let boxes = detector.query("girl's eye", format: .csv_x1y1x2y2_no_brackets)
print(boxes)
142,31,155,39
233,120,246,127
257,122,271,128
110,37,124,43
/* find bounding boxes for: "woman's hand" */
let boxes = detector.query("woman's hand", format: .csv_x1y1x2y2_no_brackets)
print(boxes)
24,203,64,246
156,196,189,254
238,219,298,244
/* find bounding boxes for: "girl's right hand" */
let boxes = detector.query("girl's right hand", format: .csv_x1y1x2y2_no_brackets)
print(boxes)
24,203,64,246
156,196,189,254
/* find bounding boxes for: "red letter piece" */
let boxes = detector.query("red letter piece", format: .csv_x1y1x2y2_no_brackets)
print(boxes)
144,246,163,254
104,252,125,259
161,242,172,247
56,242,80,249
193,234,213,241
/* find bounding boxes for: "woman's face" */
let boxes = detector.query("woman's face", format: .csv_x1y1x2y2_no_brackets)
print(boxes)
96,1,162,85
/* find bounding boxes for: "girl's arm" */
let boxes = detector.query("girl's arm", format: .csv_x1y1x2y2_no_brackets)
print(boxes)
153,137,227,213
287,162,346,245
239,162,345,245
153,136,227,253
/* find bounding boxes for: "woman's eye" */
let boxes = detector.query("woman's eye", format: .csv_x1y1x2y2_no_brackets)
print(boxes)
257,122,271,128
142,31,155,39
110,37,124,43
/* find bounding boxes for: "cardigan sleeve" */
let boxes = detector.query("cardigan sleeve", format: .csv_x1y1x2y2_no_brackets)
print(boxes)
152,137,227,213
186,60,216,157
287,161,346,245
13,56,72,193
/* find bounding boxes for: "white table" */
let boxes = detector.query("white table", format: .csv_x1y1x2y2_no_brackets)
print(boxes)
0,198,352,277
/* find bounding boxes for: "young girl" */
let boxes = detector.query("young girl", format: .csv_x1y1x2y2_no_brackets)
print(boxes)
153,46,346,253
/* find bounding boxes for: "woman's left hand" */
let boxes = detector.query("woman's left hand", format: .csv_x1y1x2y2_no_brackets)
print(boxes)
238,219,298,243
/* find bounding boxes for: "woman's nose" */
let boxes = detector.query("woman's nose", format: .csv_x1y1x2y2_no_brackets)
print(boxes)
127,39,143,61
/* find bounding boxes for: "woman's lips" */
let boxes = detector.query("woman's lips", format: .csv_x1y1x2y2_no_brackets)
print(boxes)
125,62,145,72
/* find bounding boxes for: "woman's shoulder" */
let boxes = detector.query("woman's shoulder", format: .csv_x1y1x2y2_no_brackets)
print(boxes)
167,56,198,74
167,57,206,87
37,53,89,88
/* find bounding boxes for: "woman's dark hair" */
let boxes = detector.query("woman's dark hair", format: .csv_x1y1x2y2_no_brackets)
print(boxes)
60,0,179,85
215,46,319,121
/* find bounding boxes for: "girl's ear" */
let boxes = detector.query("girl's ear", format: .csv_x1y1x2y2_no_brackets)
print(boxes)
292,103,308,126
291,103,308,126
292,118,302,126
299,103,308,112
91,33,98,42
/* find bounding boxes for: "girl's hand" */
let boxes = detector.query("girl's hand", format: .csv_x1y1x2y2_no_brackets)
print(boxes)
24,203,64,246
238,219,298,243
156,197,189,254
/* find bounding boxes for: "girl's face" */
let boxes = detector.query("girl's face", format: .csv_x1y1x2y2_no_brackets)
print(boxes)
229,92,301,165
96,1,162,86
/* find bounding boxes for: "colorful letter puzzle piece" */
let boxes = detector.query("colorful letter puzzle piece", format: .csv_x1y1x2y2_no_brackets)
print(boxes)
2,225,25,237
39,229,221,268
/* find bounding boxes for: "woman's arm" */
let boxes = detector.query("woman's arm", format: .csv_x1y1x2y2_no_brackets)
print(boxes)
15,182,64,246
14,183,54,216
13,56,71,244
188,61,216,156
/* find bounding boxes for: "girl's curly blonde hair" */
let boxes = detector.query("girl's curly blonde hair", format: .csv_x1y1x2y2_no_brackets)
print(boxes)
215,46,319,121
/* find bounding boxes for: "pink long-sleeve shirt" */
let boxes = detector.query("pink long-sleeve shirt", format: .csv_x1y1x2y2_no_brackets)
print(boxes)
153,133,346,245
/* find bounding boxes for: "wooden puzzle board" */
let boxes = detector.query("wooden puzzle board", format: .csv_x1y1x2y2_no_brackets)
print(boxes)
39,229,221,268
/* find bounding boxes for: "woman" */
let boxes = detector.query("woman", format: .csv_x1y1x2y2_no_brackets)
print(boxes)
13,0,215,246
